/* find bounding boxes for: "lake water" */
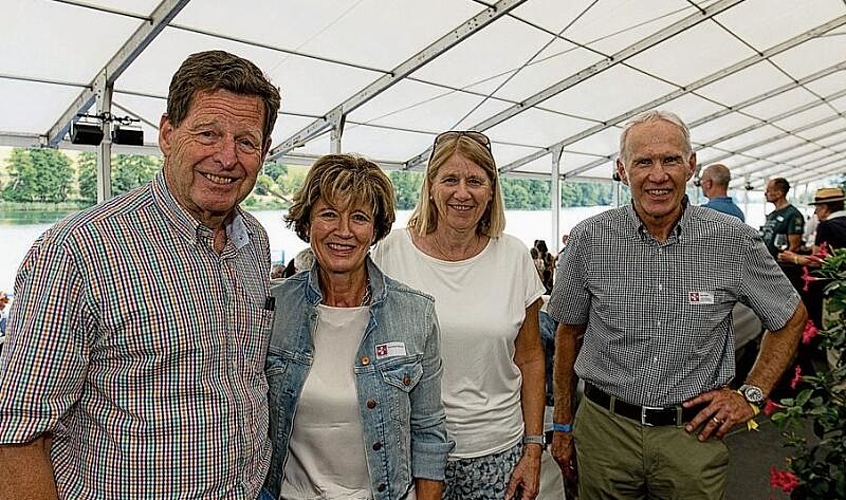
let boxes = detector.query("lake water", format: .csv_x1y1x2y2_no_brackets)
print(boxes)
0,203,771,294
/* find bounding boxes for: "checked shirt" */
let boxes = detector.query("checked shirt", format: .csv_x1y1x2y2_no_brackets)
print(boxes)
0,172,273,498
548,202,799,407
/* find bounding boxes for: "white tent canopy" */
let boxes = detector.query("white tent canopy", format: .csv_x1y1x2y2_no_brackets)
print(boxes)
2,0,845,192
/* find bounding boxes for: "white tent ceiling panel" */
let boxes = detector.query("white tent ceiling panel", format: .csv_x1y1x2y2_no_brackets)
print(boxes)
712,124,784,153
271,115,318,147
560,151,607,172
769,33,846,80
83,0,162,15
689,113,758,145
625,21,756,88
803,69,846,96
816,130,846,148
659,94,725,125
488,40,604,103
741,87,820,121
741,135,806,160
509,155,554,176
349,79,513,133
409,17,557,92
695,62,794,109
485,107,594,147
574,163,616,180
795,117,846,141
768,143,824,165
0,0,140,83
552,0,693,56
714,0,844,50
567,127,624,159
772,105,840,131
491,143,546,167
0,80,81,133
336,125,430,162
542,65,676,120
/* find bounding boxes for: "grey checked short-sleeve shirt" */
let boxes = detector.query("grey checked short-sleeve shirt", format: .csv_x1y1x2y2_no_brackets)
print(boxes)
547,202,799,407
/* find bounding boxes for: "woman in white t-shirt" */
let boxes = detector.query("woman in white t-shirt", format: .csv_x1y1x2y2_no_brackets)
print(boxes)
372,131,546,500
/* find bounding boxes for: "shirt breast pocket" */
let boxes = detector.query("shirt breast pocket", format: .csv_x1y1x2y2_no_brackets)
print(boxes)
379,355,424,424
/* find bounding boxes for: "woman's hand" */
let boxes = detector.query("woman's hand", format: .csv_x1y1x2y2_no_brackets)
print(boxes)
504,444,542,500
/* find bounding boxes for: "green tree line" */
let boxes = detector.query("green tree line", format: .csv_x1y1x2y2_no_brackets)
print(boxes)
1,147,615,209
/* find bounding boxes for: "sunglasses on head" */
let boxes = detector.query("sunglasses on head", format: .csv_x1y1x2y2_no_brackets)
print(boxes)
432,130,492,153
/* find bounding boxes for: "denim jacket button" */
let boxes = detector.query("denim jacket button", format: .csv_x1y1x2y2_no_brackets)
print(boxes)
361,356,371,366
377,483,387,492
402,375,411,386
367,399,377,409
372,441,382,451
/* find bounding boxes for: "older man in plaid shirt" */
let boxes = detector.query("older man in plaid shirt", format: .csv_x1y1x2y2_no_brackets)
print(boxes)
0,51,280,499
548,110,807,499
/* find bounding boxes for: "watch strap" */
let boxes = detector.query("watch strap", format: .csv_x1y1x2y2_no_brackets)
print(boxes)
523,435,545,447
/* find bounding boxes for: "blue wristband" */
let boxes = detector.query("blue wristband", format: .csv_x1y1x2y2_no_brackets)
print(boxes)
552,423,572,433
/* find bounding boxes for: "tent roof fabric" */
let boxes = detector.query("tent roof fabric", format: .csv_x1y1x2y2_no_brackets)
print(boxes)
2,0,845,189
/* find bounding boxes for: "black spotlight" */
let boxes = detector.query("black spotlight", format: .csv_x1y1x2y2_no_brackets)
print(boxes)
112,126,144,146
70,121,104,145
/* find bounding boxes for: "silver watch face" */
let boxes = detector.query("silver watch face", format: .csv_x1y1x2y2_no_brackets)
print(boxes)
742,385,765,404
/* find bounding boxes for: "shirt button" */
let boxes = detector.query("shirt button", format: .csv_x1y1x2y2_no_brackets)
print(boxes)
361,356,370,366
654,357,658,362
377,484,387,492
373,441,382,451
658,284,663,291
402,375,411,386
367,399,377,409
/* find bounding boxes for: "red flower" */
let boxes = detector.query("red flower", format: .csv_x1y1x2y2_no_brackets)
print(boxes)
763,399,782,416
802,320,819,345
817,241,830,259
790,365,802,390
801,266,818,292
770,467,800,493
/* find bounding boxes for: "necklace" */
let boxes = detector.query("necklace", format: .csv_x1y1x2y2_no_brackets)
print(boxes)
360,278,372,307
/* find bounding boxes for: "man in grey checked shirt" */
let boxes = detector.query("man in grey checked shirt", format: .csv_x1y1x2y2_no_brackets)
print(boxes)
0,51,280,499
547,110,807,499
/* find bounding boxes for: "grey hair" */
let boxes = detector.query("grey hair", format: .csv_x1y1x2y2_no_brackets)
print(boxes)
293,247,315,273
702,164,731,187
618,110,692,162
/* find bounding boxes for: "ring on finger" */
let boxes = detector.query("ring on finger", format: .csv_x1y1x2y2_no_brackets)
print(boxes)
712,416,723,424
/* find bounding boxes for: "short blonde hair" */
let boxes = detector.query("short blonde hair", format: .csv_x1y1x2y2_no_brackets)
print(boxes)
286,154,396,244
409,134,505,238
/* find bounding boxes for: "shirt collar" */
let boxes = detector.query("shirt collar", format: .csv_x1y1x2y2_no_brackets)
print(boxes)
151,170,251,248
624,196,689,243
305,255,387,307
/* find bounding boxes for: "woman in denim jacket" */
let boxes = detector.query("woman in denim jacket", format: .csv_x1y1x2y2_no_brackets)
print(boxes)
261,154,453,500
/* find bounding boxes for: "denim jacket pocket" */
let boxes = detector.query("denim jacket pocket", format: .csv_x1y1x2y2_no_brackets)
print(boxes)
379,355,423,424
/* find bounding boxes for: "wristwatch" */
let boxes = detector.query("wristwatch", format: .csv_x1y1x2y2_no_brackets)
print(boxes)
523,435,545,448
738,384,765,406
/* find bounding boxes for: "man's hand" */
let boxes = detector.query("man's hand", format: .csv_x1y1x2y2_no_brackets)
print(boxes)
504,444,541,500
550,431,577,486
683,388,756,441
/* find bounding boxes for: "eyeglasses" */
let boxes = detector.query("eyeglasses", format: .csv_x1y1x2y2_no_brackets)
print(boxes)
432,130,492,153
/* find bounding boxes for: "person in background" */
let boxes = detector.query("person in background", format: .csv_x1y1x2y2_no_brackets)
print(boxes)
271,263,286,279
549,110,807,499
0,50,280,499
292,246,315,274
699,163,745,221
779,187,846,267
0,292,8,355
261,154,452,500
372,130,545,500
761,177,804,256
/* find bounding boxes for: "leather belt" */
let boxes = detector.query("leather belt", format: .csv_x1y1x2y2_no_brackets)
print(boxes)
584,383,701,427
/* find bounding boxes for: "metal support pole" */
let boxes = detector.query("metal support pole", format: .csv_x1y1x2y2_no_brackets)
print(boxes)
330,112,346,154
95,73,113,203
550,146,563,252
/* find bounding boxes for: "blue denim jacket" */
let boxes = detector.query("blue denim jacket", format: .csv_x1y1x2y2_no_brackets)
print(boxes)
263,257,453,500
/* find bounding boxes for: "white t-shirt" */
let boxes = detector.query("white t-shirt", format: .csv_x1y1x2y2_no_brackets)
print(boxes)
281,305,372,500
372,229,544,458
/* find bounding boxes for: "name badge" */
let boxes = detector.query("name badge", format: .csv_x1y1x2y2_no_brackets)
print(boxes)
375,342,407,359
688,291,715,305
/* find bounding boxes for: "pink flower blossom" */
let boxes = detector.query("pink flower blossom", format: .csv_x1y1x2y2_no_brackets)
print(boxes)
790,365,802,390
817,241,830,259
801,266,818,292
802,320,819,345
770,467,800,493
763,399,782,416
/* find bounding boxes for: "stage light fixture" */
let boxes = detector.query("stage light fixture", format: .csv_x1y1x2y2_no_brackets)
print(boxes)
70,121,105,146
112,126,144,146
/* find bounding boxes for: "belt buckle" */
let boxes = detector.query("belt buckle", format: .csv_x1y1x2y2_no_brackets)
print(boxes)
641,405,663,427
